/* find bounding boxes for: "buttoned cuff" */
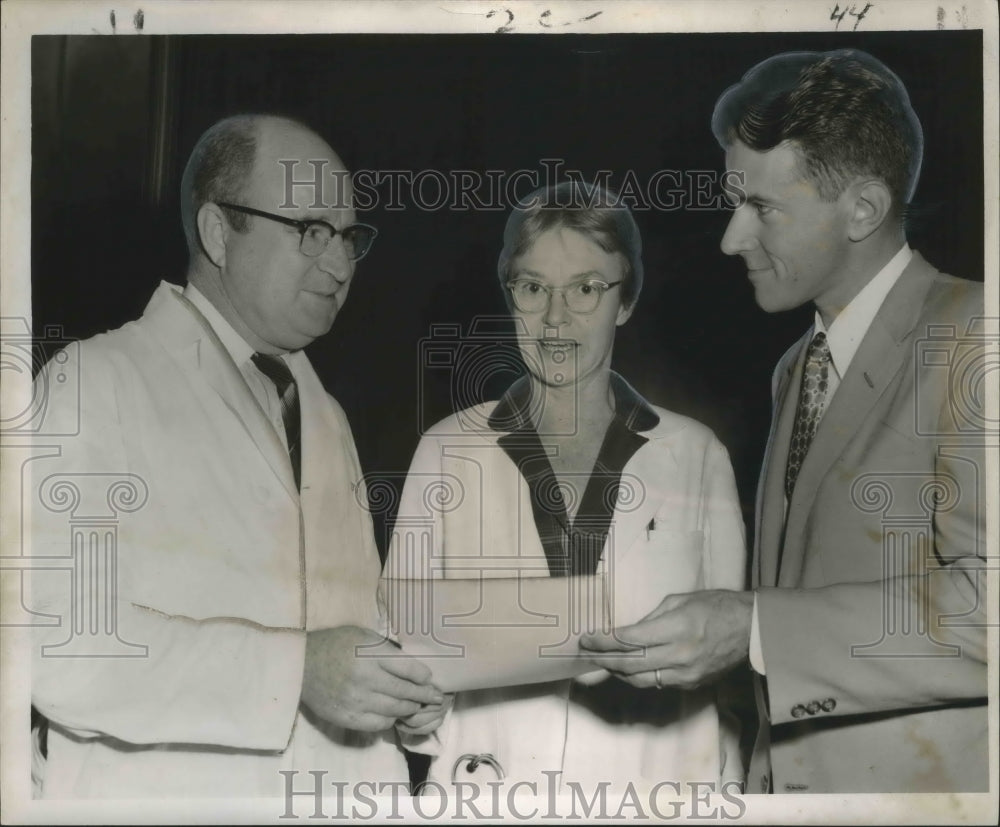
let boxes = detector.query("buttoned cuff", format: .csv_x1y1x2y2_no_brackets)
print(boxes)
749,591,766,675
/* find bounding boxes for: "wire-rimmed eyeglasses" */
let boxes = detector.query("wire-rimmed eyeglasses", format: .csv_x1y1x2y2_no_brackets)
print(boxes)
217,202,378,261
505,278,622,315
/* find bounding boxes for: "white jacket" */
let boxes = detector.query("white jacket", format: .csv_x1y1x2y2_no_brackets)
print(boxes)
29,282,405,798
387,375,747,794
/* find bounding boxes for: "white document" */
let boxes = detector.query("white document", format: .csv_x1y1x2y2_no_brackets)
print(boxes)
383,575,612,692
383,542,702,692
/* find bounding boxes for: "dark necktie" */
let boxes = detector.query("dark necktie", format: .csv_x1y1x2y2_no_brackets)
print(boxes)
251,353,301,488
785,331,832,499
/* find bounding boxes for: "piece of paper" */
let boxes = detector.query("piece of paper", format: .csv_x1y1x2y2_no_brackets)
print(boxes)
383,530,706,691
3,2,995,823
383,575,612,692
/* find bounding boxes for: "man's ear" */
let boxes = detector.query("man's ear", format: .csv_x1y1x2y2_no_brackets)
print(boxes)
846,179,893,242
197,202,229,268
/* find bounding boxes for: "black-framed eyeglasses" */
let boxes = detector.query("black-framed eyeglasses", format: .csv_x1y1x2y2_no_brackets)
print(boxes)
505,278,622,315
217,202,378,261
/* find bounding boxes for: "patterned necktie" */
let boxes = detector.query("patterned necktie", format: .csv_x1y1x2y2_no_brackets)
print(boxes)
251,353,301,488
785,331,831,499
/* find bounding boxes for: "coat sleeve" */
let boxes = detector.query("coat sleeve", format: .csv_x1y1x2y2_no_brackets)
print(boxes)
702,436,748,592
383,431,447,582
755,327,988,727
29,342,305,751
700,435,749,784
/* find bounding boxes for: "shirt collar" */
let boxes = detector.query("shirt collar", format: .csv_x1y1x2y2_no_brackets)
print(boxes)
183,283,257,368
488,372,660,434
815,244,912,377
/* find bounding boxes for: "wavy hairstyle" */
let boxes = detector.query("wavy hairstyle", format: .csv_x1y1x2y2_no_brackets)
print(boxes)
712,49,923,215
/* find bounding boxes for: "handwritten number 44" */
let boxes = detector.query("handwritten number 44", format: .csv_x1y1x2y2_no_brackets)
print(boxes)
831,2,873,31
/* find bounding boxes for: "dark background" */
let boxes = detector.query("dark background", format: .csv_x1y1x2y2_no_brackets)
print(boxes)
31,31,985,558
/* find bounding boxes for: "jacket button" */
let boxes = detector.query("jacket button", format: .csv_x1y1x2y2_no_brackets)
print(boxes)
805,701,820,715
820,697,836,712
791,704,807,718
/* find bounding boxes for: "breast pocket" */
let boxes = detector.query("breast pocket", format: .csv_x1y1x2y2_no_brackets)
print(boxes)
610,529,705,626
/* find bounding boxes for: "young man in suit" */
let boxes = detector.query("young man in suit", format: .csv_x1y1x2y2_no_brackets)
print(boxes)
29,115,445,797
582,49,988,793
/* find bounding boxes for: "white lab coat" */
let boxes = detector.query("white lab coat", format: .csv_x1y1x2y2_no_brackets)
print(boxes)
387,376,747,794
30,281,406,798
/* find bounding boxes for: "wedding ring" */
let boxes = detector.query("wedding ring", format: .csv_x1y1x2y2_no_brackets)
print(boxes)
654,668,663,690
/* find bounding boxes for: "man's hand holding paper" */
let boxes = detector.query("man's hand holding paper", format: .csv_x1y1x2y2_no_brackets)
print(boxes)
580,589,754,690
301,625,445,732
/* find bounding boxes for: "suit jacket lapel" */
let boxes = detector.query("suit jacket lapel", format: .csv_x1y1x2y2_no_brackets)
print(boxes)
140,282,299,500
756,333,809,588
778,254,939,585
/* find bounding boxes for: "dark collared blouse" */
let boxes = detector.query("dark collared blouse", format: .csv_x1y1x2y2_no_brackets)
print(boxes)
488,373,661,577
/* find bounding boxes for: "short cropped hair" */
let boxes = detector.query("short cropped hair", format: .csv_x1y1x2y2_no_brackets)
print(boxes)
497,182,644,310
179,115,260,257
712,49,923,214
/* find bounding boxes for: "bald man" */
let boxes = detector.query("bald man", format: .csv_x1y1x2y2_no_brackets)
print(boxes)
30,115,443,798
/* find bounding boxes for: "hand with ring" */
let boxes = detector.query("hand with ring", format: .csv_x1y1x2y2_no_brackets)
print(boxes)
579,589,754,690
